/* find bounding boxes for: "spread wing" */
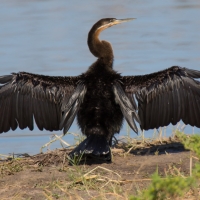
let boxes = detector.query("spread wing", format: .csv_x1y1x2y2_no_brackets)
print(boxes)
121,66,200,130
0,72,84,133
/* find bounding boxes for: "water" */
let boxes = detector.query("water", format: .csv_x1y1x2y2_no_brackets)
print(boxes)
0,0,200,155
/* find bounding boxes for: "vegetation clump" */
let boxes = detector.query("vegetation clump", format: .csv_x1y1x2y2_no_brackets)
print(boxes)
130,131,200,200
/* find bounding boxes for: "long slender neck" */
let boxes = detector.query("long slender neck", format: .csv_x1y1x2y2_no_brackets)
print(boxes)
88,26,114,66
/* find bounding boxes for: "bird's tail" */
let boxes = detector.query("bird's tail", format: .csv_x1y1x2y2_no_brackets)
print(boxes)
69,135,111,161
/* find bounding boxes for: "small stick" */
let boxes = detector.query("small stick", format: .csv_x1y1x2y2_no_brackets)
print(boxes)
191,156,199,161
54,134,71,146
40,133,65,153
40,132,76,153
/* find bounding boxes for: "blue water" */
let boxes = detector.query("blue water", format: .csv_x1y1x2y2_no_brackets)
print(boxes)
0,0,200,155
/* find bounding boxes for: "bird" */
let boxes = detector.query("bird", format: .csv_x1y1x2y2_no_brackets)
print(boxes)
0,18,200,161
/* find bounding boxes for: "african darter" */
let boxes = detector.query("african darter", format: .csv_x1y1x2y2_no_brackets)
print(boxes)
0,18,200,161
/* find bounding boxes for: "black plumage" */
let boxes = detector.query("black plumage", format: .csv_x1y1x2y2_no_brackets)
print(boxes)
0,18,200,161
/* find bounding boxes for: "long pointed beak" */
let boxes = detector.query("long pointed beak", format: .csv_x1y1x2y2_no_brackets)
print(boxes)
113,18,136,25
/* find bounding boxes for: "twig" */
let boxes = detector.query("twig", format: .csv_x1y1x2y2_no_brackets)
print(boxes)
125,146,135,155
54,134,71,146
191,156,199,161
40,133,65,153
40,132,76,153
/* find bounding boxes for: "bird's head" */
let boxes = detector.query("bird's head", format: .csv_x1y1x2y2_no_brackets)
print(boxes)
93,18,136,34
88,18,135,60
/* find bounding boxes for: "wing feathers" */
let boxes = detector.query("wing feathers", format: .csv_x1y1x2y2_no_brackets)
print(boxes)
182,88,189,125
0,75,13,84
184,68,200,78
59,84,87,134
113,82,140,133
123,66,200,131
0,97,6,131
33,99,44,130
63,100,79,134
0,72,81,133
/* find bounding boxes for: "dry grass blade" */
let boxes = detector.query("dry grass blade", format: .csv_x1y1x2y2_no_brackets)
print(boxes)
75,175,98,184
83,166,121,179
43,189,53,200
125,146,135,155
55,183,73,196
191,156,199,161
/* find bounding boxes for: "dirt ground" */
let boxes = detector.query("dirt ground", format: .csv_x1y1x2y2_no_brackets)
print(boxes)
0,138,199,200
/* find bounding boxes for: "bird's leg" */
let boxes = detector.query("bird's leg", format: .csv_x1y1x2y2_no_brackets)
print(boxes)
109,135,119,147
109,137,112,147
